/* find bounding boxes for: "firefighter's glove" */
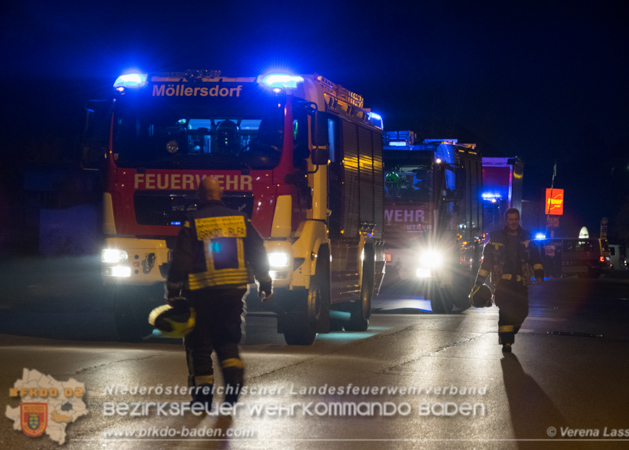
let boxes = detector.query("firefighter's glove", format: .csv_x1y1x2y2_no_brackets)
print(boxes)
165,281,183,302
168,297,189,309
258,279,273,302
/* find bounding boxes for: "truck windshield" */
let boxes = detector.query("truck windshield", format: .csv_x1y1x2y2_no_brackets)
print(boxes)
384,164,432,202
113,105,284,170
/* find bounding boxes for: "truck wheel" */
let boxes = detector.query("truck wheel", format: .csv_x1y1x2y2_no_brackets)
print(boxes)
430,289,454,314
112,289,155,342
345,256,374,332
284,263,329,345
452,284,472,311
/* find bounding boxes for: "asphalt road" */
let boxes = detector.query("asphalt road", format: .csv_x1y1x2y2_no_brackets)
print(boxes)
1,260,629,449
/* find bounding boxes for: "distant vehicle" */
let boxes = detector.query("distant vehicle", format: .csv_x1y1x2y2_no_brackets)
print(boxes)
609,244,627,270
537,238,612,278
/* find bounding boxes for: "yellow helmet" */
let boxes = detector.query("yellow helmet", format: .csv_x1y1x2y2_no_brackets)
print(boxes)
469,284,493,308
148,300,195,338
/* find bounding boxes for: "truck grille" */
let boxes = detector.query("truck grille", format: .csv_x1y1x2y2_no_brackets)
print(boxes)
134,191,254,226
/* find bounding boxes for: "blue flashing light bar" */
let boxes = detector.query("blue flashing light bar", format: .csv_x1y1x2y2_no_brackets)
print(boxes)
388,141,407,147
535,233,547,240
482,192,502,200
114,73,148,89
259,74,304,89
368,112,383,129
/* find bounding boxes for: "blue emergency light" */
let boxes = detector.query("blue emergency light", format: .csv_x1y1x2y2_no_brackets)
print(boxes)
482,192,502,200
114,73,148,89
259,74,304,89
368,112,384,129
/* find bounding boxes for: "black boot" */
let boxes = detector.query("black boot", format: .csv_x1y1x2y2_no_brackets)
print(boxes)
190,383,213,412
222,367,244,406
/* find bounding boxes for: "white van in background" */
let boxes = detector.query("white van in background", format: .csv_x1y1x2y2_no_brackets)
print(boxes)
609,244,627,270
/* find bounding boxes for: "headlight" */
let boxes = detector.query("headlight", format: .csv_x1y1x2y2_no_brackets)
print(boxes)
111,265,132,277
268,252,290,268
419,251,443,268
102,249,129,264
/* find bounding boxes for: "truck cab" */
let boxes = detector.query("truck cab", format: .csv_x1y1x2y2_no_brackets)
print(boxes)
382,132,483,313
82,70,385,343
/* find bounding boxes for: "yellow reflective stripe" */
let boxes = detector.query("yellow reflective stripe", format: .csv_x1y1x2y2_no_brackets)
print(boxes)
188,280,249,289
478,269,490,277
533,264,543,271
501,274,522,281
499,325,514,333
221,358,244,369
491,243,504,250
184,220,191,228
194,375,214,385
188,273,249,290
196,216,247,240
189,269,249,287
522,240,530,248
191,270,249,279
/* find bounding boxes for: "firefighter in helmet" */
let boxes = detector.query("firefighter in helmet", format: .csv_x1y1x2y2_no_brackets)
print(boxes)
166,176,272,410
215,120,240,154
471,208,544,352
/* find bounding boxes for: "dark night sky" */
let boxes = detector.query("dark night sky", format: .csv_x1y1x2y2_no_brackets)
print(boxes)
2,0,628,238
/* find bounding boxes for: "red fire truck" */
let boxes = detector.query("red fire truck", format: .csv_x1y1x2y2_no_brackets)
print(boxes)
81,70,385,344
382,132,483,313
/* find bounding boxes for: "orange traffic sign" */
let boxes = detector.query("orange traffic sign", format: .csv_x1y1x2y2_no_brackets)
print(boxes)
545,189,564,215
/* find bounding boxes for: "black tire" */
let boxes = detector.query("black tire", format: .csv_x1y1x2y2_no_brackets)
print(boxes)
430,288,454,314
345,251,374,332
284,255,330,345
283,293,318,345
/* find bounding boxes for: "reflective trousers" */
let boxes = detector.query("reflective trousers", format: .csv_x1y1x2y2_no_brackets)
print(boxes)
494,280,529,345
184,287,247,401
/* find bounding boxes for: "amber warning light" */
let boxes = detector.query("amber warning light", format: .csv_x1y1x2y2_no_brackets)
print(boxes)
545,188,564,215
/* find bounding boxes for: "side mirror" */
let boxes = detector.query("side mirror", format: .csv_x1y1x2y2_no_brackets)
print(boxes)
80,100,112,170
455,165,466,200
311,111,329,165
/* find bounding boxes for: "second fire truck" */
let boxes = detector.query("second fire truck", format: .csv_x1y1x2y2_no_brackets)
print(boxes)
382,131,484,313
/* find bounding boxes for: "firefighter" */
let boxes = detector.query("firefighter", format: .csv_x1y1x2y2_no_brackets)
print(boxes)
166,176,272,410
471,208,544,352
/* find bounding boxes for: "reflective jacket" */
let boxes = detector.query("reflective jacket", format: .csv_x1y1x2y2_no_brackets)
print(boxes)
475,227,544,287
166,200,271,296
